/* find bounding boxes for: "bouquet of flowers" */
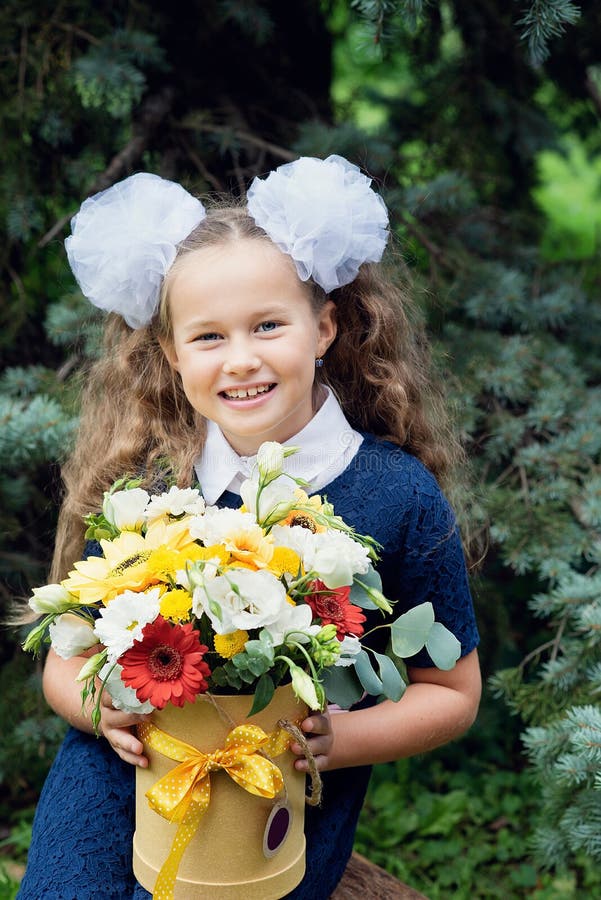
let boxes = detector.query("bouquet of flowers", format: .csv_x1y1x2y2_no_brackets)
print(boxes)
24,441,460,723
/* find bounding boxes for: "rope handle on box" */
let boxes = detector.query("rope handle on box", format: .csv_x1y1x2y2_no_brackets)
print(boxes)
202,693,322,807
277,719,322,807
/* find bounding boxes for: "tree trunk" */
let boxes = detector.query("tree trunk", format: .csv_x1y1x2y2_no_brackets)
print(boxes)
332,853,429,900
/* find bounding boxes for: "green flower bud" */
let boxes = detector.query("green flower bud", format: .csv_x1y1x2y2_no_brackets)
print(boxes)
76,650,108,683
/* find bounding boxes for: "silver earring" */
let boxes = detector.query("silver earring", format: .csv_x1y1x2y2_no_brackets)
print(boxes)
315,358,324,368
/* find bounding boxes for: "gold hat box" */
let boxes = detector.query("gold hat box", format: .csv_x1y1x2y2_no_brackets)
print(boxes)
133,685,307,899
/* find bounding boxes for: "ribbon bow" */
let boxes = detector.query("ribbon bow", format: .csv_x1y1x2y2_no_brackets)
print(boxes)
138,720,291,900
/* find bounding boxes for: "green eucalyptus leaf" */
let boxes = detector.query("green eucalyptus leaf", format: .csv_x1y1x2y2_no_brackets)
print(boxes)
373,651,406,702
355,649,383,695
391,602,435,657
350,564,382,609
320,665,363,709
247,673,275,716
426,622,461,670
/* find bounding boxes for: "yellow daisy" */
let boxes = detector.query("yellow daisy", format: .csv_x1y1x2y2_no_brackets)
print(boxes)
62,519,198,606
279,489,326,532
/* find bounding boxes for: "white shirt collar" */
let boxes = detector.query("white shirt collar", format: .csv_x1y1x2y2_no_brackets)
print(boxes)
194,387,363,504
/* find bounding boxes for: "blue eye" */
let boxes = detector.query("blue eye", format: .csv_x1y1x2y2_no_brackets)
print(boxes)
195,332,221,342
257,321,279,333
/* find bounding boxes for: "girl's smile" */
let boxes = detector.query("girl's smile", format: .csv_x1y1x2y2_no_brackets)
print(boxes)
163,239,337,456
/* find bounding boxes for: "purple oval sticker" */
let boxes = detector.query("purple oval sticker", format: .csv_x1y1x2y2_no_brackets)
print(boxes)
263,802,292,857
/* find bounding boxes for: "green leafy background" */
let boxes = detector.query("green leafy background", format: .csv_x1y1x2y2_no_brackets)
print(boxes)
1,2,601,897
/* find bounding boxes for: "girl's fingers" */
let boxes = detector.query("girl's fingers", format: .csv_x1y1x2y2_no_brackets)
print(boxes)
301,713,329,734
114,746,149,768
291,710,333,771
293,750,328,772
105,728,148,767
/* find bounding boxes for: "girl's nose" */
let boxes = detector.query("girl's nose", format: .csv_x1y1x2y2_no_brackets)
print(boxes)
221,339,261,375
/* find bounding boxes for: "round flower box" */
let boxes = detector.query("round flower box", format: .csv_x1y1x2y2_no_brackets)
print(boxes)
133,684,307,899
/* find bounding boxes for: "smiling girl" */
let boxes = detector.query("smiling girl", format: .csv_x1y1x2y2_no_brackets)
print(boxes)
19,157,480,899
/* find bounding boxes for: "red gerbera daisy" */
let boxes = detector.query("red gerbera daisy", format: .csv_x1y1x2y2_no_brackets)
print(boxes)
306,580,366,640
119,615,211,709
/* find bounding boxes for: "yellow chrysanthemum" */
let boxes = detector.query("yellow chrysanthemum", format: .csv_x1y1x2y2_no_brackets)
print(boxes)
192,544,230,566
214,630,249,659
223,527,274,569
160,589,193,623
146,547,185,579
62,518,198,606
269,547,303,578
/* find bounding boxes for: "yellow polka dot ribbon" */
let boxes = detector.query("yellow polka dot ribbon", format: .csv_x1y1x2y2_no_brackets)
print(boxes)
138,720,292,900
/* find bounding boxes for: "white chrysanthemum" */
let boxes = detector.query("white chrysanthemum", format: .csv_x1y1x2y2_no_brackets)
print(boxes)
94,587,161,662
247,155,389,293
100,662,155,714
335,635,362,666
102,487,150,532
65,173,206,329
188,506,257,544
194,569,287,634
144,486,206,522
304,530,370,589
49,614,98,659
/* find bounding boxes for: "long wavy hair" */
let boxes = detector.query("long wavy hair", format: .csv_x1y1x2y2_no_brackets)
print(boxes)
51,202,465,581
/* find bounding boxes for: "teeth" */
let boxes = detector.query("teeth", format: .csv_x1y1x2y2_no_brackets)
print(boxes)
224,384,272,399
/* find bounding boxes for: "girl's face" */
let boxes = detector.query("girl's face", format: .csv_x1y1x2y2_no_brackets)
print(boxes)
164,239,337,456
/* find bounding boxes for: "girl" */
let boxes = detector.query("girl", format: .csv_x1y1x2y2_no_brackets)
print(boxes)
19,156,481,899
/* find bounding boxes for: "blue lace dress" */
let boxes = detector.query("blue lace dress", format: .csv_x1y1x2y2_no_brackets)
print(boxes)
18,434,479,900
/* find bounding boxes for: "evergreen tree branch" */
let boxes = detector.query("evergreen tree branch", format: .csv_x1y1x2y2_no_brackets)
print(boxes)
179,121,296,162
38,87,174,248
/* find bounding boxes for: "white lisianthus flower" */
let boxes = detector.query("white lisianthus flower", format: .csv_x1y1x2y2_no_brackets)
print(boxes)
100,662,155,714
264,602,321,646
240,475,297,524
49,614,98,659
305,530,370,589
176,557,221,592
196,569,287,634
257,441,286,479
290,665,320,710
103,487,150,532
94,587,161,662
335,635,362,666
188,507,257,544
29,583,77,615
76,651,106,682
144,486,206,522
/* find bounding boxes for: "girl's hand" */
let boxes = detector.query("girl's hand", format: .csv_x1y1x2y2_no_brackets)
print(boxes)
291,708,333,773
99,690,150,768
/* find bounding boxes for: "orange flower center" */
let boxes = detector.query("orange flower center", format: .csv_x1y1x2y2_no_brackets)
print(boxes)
286,512,318,532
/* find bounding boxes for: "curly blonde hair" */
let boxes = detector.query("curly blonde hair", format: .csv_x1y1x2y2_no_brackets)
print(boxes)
51,202,464,580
